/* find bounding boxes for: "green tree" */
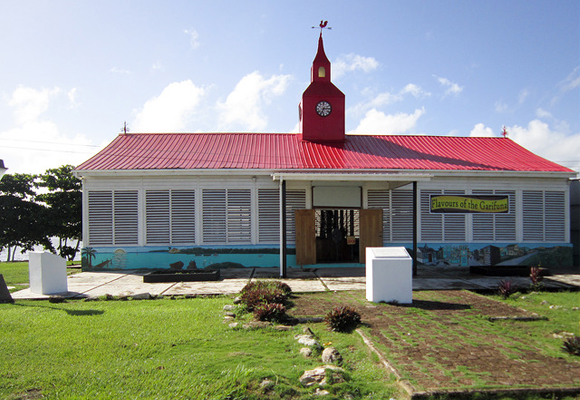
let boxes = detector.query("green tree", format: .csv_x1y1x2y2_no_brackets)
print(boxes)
0,173,52,261
36,165,82,261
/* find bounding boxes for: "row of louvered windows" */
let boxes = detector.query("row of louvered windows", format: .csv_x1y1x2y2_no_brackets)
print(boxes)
87,188,566,246
87,188,306,246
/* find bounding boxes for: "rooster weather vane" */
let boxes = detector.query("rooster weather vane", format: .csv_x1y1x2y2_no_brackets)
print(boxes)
312,20,331,34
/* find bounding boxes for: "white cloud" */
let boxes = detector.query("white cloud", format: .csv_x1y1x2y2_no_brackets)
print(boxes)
349,107,425,135
469,123,496,137
536,108,552,119
518,89,529,104
1,86,96,174
184,28,200,49
469,120,580,173
67,88,79,108
217,71,290,131
8,86,60,124
351,84,430,115
434,75,463,97
333,54,379,79
109,67,130,74
132,80,205,132
494,101,508,113
401,83,430,98
560,66,580,92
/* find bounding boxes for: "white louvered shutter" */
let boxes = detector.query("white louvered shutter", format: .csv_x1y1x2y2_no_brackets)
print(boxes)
113,191,139,245
202,189,227,244
88,191,113,245
391,189,413,242
146,190,170,244
227,189,252,243
171,190,195,244
258,189,280,243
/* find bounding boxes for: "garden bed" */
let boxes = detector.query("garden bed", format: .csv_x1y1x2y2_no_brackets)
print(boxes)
470,265,549,276
143,269,220,283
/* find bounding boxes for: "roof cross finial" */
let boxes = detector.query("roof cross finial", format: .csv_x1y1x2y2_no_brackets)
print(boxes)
312,20,331,35
501,126,508,138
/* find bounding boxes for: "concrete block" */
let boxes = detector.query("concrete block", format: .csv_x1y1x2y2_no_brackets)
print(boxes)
29,252,68,295
366,247,412,304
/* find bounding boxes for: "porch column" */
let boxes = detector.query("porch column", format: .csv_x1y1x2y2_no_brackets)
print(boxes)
412,181,418,276
279,179,287,278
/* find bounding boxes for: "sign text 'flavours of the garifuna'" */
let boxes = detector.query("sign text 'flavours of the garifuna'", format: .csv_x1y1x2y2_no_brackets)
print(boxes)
430,195,509,214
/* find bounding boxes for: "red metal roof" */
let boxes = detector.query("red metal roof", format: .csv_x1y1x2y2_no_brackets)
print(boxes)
75,133,574,173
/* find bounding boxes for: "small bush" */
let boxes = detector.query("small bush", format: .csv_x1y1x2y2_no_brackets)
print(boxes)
254,303,287,322
239,280,291,311
325,306,361,332
529,266,544,290
562,336,580,356
497,280,517,299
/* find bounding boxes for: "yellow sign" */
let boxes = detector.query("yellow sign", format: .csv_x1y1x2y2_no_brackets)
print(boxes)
430,195,509,214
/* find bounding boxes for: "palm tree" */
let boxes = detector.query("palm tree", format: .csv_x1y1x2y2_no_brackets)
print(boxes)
81,247,96,269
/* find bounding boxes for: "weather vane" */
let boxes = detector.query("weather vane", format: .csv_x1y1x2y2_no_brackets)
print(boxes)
501,126,508,138
312,20,331,35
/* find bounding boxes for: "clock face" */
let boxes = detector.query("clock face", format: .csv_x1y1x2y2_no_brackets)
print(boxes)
316,101,332,117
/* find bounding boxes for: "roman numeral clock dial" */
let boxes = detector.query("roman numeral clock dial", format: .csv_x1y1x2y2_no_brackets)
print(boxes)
316,101,332,117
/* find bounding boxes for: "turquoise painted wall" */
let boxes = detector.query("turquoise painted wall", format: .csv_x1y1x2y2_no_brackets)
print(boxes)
80,243,573,271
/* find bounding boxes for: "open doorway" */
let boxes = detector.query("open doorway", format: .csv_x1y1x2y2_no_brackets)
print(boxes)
315,209,360,263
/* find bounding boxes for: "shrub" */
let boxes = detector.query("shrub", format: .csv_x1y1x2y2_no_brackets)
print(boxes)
239,280,291,311
325,306,361,332
254,303,287,322
497,280,517,299
562,336,580,356
529,266,544,291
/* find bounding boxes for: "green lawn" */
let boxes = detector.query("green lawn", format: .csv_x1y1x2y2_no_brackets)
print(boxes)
0,297,398,400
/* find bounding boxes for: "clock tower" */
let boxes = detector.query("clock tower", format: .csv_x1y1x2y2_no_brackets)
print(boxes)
299,32,345,142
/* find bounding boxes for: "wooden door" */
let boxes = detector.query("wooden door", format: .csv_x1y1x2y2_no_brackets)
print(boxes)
359,209,383,264
295,209,316,265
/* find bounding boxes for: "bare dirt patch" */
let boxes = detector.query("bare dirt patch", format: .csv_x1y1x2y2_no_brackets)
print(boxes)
290,290,580,396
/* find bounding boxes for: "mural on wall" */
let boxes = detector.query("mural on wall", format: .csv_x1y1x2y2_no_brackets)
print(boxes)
416,243,573,268
81,243,573,270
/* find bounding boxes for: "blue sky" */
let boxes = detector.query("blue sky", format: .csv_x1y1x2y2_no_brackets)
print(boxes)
0,0,578,174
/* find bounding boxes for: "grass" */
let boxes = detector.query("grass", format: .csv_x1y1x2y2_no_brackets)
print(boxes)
0,261,80,292
0,296,399,400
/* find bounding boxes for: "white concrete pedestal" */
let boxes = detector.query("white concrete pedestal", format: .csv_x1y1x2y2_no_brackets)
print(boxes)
366,247,412,304
29,252,68,295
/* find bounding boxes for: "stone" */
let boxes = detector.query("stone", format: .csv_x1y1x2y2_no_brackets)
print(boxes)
223,304,237,311
224,312,236,318
186,260,198,270
274,325,292,331
295,334,322,349
299,365,344,387
321,347,342,365
300,347,313,357
242,321,271,330
314,388,330,396
131,293,152,300
0,274,14,304
233,296,242,304
229,322,240,329
260,379,275,392
170,261,184,270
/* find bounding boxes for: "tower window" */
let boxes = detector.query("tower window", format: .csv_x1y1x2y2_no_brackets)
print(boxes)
318,66,326,78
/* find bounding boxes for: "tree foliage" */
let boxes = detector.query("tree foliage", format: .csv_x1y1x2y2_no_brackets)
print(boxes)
36,165,82,260
0,165,82,261
0,173,51,261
